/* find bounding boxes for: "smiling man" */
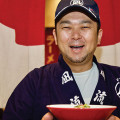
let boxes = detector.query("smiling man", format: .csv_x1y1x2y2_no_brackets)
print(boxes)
53,11,102,73
2,0,120,120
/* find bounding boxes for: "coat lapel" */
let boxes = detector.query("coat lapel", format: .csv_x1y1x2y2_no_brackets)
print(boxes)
55,55,85,105
90,63,111,105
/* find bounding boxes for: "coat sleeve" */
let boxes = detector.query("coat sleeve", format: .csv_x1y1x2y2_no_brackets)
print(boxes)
104,65,120,118
2,68,40,120
112,85,120,118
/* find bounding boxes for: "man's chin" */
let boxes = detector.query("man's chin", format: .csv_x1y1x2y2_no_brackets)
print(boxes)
67,56,87,64
62,53,88,64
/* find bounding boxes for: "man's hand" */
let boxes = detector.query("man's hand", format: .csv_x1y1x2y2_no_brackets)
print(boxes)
41,112,53,120
41,113,120,120
107,115,120,120
42,113,120,120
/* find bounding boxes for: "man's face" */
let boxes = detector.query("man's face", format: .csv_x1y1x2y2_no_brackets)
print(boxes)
53,11,102,65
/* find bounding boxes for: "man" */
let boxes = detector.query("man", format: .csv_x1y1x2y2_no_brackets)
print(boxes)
2,0,120,120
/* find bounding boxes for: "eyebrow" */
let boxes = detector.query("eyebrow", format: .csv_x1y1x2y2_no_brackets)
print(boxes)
60,20,71,25
81,20,92,24
59,20,92,25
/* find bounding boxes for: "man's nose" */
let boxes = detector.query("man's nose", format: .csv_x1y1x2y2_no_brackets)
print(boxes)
71,28,82,40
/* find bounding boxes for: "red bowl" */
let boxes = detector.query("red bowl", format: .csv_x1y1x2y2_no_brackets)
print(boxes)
46,104,117,120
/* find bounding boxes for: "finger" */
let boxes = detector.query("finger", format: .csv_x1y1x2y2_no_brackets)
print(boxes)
41,112,54,120
107,115,116,120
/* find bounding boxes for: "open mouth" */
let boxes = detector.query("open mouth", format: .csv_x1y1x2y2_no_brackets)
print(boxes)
70,45,85,53
70,45,84,48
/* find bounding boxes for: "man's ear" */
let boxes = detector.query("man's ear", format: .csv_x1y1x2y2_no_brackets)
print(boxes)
53,29,58,45
97,29,103,45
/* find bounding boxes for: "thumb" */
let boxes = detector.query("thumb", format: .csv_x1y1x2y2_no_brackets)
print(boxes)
107,115,116,120
42,112,54,120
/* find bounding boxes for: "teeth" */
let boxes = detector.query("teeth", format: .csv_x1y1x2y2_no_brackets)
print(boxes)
70,46,84,48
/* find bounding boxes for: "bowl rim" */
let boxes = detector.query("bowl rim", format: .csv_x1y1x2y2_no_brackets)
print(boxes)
46,104,117,109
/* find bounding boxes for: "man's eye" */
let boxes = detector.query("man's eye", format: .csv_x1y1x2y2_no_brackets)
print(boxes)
82,26,89,28
81,26,90,29
63,27,71,29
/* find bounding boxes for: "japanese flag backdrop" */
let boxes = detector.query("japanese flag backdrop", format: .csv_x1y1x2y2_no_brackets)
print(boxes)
0,0,120,108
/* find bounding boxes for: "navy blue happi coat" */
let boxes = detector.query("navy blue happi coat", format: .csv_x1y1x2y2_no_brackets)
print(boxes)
3,55,120,120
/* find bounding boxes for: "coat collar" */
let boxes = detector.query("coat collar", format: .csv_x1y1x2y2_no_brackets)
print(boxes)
55,54,108,105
